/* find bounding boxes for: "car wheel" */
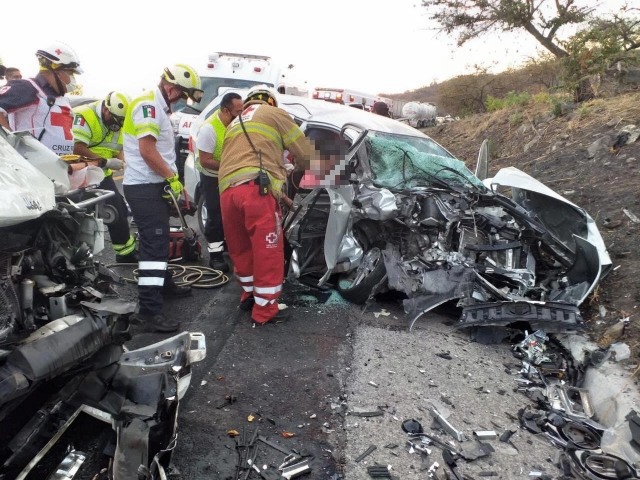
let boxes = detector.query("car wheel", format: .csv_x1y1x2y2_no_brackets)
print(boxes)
336,245,387,305
197,194,208,234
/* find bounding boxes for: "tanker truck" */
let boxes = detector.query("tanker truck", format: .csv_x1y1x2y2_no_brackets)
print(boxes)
401,102,437,128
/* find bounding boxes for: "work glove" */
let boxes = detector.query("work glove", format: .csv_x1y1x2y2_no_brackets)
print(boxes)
164,173,184,198
105,158,124,171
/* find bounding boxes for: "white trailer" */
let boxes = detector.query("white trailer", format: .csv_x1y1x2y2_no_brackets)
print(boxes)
402,102,437,128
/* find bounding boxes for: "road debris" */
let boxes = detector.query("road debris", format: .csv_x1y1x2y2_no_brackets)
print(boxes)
350,407,384,417
367,465,392,478
473,431,497,441
373,309,391,318
430,406,465,441
622,207,640,223
355,445,377,463
368,381,379,388
402,419,424,434
281,431,296,438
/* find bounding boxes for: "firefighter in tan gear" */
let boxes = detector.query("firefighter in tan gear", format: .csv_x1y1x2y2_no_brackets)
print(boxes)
219,86,312,325
73,92,137,263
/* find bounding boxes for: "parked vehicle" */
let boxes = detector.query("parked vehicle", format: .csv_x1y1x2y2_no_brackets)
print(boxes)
312,87,378,111
377,96,408,119
171,53,308,179
0,127,205,479
402,101,437,128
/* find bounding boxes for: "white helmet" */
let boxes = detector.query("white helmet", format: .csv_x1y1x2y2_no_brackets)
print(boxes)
105,91,131,122
245,85,278,107
163,64,203,103
36,42,83,74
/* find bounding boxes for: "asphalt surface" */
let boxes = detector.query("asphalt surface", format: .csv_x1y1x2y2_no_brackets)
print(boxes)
100,177,635,480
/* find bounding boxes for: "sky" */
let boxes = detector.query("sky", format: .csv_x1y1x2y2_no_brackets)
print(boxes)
0,0,630,99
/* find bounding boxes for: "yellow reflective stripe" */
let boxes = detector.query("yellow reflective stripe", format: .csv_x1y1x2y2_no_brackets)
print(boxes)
219,167,261,193
283,125,303,146
226,122,282,146
134,123,160,136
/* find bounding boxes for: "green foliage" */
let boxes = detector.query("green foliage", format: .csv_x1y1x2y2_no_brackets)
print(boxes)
561,13,640,99
505,91,531,107
577,104,592,118
509,111,524,126
533,91,550,104
485,95,506,112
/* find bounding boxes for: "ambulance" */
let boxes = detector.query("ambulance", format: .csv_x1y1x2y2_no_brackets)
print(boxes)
171,53,309,176
312,87,378,111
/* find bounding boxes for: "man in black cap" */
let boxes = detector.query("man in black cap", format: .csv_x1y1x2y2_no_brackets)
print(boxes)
372,101,390,117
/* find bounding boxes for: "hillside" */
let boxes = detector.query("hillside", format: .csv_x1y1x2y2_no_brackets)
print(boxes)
426,91,640,349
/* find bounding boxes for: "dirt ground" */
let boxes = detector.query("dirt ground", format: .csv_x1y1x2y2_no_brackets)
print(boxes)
426,91,640,360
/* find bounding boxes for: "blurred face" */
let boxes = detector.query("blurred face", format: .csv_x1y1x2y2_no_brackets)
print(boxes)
6,70,21,80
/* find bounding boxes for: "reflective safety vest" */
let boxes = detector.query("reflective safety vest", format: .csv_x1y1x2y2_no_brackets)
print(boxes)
73,101,123,176
196,110,226,178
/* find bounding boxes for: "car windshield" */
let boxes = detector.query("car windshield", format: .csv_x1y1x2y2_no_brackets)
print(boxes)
188,77,275,114
366,131,486,192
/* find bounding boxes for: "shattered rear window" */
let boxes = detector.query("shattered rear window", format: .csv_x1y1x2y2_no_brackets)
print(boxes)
366,133,486,191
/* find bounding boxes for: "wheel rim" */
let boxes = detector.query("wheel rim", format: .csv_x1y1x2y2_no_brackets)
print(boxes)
200,201,208,227
342,247,382,289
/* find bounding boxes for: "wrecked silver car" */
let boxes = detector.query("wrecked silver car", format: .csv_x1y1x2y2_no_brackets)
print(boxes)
282,104,611,332
0,128,204,479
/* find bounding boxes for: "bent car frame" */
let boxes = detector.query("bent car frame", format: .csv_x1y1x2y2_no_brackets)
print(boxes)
185,92,611,333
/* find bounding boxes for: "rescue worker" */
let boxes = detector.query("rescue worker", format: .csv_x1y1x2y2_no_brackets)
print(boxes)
72,92,138,263
5,68,22,81
195,91,244,272
123,64,203,333
0,43,83,157
219,86,312,325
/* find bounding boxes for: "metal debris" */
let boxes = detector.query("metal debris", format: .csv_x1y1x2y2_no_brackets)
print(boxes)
473,431,497,441
430,406,465,442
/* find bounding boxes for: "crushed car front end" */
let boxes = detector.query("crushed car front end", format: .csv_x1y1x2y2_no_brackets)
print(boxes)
284,124,611,333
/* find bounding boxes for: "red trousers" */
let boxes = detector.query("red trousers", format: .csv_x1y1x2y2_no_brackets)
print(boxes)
220,183,284,323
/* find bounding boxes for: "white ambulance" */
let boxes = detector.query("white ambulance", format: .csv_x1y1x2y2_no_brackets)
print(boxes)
171,53,308,176
311,87,378,111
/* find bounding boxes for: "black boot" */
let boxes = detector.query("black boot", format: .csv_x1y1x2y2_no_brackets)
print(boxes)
209,253,229,273
131,312,180,332
163,284,192,298
239,296,255,312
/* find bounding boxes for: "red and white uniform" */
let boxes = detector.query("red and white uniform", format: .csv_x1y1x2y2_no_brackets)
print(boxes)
0,75,73,155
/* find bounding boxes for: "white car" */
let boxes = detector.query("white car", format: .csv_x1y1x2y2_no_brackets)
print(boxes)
185,93,611,333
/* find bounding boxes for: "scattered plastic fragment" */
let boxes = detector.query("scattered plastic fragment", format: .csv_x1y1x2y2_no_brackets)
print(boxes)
227,430,239,437
248,414,255,422
281,431,295,438
474,431,497,441
355,445,377,462
200,380,207,386
374,309,391,318
310,414,317,419
368,381,379,388
401,419,424,434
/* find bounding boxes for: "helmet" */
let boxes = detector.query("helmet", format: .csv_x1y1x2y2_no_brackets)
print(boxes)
105,91,131,122
245,85,278,107
163,64,203,103
36,42,83,73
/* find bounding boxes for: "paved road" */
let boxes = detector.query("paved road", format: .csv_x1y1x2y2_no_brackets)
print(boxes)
101,179,561,479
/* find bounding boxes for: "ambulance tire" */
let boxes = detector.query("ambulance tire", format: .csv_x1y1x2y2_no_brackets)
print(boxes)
197,194,207,235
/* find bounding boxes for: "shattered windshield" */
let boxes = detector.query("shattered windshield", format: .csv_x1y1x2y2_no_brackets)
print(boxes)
366,132,486,192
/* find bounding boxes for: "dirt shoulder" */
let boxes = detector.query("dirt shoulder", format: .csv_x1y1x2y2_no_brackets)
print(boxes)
426,92,640,356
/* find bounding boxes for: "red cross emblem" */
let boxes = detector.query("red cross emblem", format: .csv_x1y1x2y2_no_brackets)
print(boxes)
266,232,278,244
55,49,62,55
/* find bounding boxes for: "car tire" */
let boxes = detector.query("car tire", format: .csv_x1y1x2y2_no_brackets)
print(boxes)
197,194,208,234
336,244,387,305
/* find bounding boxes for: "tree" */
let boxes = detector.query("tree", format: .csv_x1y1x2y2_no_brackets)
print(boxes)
562,13,640,99
422,0,594,58
437,65,506,115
